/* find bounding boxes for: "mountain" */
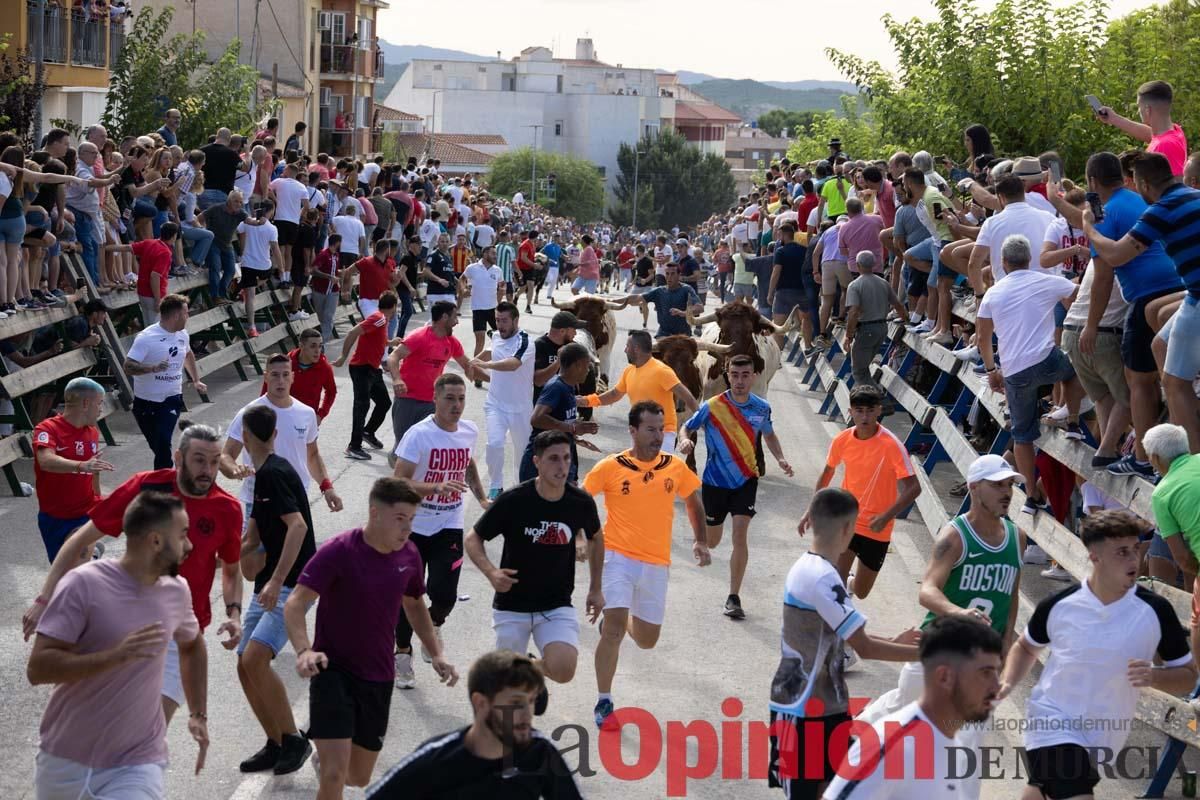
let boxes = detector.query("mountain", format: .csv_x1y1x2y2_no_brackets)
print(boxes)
688,79,856,120
375,43,496,67
764,80,857,93
671,70,717,84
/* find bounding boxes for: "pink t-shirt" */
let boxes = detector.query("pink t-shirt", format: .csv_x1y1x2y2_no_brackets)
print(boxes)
399,324,465,402
837,213,886,271
1150,123,1188,176
37,560,198,768
875,180,897,227
578,245,601,280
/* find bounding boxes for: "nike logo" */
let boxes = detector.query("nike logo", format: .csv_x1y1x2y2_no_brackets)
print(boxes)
968,552,983,558
55,445,68,452
397,566,409,573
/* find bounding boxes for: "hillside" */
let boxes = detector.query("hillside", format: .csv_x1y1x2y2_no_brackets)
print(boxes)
689,79,855,120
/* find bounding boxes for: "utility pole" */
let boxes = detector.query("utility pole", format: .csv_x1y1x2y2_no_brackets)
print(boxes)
525,124,543,204
632,145,645,230
33,0,46,145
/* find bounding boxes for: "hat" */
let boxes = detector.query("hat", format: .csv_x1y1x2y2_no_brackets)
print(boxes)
967,454,1021,485
828,138,842,148
1012,157,1044,180
551,311,580,329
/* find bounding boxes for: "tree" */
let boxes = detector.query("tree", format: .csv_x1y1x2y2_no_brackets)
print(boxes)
756,109,817,138
176,42,264,149
486,148,605,222
0,44,47,146
786,97,899,167
612,129,736,230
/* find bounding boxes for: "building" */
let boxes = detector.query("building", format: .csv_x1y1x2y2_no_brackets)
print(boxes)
375,104,424,134
389,132,496,175
656,74,741,157
725,127,793,171
4,2,126,137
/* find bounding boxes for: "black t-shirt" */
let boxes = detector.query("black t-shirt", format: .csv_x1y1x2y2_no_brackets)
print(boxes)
117,166,142,212
366,727,582,800
399,252,421,295
428,249,457,291
250,454,316,593
527,376,579,480
533,334,563,403
634,255,654,284
474,480,600,612
679,253,699,278
773,242,807,291
200,143,242,193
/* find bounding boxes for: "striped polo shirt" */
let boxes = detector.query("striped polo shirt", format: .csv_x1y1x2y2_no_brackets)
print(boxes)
1129,182,1200,298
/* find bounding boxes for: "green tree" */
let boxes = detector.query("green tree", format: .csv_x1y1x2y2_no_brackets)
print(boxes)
486,148,606,222
756,109,817,138
785,97,899,166
0,43,47,146
177,42,264,148
612,129,736,230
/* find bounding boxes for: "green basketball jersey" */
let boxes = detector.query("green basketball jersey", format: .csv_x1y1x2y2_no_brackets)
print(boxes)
921,515,1020,635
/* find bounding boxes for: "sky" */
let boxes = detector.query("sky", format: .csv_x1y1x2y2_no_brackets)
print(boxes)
376,0,1161,83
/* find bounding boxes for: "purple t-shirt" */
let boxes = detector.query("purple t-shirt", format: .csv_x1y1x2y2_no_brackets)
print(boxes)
838,213,886,269
299,528,426,682
37,560,199,768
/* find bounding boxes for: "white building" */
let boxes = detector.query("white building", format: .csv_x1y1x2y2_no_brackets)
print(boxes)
383,39,670,198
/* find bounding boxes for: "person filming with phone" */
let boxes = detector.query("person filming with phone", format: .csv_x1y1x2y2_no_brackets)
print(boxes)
1090,81,1188,177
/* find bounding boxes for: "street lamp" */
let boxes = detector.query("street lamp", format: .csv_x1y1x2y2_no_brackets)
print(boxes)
525,124,543,203
632,146,646,230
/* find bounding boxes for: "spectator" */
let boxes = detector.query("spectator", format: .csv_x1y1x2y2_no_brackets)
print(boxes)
284,122,306,157
845,252,907,392
838,196,885,267
765,223,808,342
157,108,182,148
1094,80,1188,176
1145,424,1200,604
198,128,241,211
130,222,177,326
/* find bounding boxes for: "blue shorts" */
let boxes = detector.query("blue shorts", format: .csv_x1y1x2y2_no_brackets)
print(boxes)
773,287,807,317
1158,293,1200,380
1149,531,1177,562
572,277,598,293
0,214,26,244
37,512,90,563
1003,347,1077,443
237,586,294,656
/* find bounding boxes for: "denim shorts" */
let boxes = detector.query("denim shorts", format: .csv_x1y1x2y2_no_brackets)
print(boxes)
572,277,598,293
1158,293,1200,380
0,214,26,244
1149,530,1177,563
773,287,807,317
237,585,294,656
1053,301,1067,329
1123,289,1177,373
733,282,756,300
133,198,158,219
1003,347,1077,443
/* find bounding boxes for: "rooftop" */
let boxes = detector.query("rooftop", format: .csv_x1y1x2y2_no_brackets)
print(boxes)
391,133,495,166
673,100,742,124
374,104,422,122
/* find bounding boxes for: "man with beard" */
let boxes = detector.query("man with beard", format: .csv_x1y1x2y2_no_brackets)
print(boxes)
28,492,210,799
823,616,1003,799
856,454,1025,800
364,651,581,799
22,422,244,725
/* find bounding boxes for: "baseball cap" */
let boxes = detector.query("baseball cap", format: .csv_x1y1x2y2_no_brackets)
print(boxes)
967,454,1021,485
551,311,581,329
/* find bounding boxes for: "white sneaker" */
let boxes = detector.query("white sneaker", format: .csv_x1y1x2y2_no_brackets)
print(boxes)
420,627,443,664
908,312,922,324
911,319,935,334
1023,543,1050,566
953,345,980,361
1046,404,1069,422
395,652,416,689
842,648,858,671
1041,564,1073,581
288,311,308,321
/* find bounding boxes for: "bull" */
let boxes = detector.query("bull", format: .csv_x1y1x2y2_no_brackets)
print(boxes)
651,334,729,473
686,302,798,400
549,295,627,420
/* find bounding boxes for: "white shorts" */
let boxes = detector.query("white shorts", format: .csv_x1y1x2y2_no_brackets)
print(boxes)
36,750,166,800
493,607,580,654
162,639,184,706
357,297,379,319
602,550,670,625
427,293,457,307
662,431,676,453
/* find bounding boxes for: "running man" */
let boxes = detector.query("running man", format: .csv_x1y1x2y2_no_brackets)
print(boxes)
28,493,210,799
233,404,317,775
520,342,599,485
769,487,920,800
997,509,1196,800
392,373,489,688
797,385,921,599
364,651,582,799
466,430,603,692
470,301,536,498
331,291,402,461
516,230,539,312
677,354,793,620
577,329,698,453
284,478,459,800
582,400,709,728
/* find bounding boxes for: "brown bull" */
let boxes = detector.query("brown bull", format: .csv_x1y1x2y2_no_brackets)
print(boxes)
550,295,626,385
652,335,705,471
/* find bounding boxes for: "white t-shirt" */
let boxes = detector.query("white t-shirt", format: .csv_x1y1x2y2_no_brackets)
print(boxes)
0,172,12,200
473,224,496,248
1026,190,1057,216
361,162,381,186
1062,260,1128,329
234,162,255,198
977,270,1076,377
653,245,673,276
306,186,326,211
730,222,748,246
743,203,761,237
269,178,308,224
330,215,366,255
822,702,971,800
237,221,278,269
447,185,464,205
512,191,524,205
1041,217,1086,275
975,202,1057,281
394,416,478,535
226,395,319,503
1080,481,1123,513
127,323,190,402
485,329,536,414
463,262,503,311
419,219,441,250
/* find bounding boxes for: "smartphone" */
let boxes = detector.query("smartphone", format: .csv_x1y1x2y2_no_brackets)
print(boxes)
1085,94,1106,116
1085,191,1105,222
1049,161,1062,185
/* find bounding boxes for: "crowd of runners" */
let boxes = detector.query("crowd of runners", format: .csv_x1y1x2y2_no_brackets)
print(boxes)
8,73,1200,800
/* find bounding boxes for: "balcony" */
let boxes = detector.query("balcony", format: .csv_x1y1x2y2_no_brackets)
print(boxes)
319,43,383,81
317,127,384,159
24,2,123,71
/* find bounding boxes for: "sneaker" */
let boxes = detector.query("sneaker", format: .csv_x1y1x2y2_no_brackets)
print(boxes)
952,345,979,362
908,312,922,325
239,739,281,773
842,648,858,671
488,488,503,501
0,307,10,320
51,289,67,299
273,733,312,775
972,362,990,375
1064,422,1086,441
287,311,307,321
1023,543,1050,565
723,594,746,620
950,481,968,497
1041,563,1073,581
925,332,954,346
1106,454,1156,480
908,318,935,334
421,627,443,664
594,698,616,729
362,431,384,450
344,446,371,461
525,305,533,314
1091,454,1119,468
1021,496,1052,517
91,541,105,560
247,326,259,338
394,652,416,689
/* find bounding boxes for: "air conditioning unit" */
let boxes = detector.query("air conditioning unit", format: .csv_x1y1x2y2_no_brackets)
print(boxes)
317,11,331,30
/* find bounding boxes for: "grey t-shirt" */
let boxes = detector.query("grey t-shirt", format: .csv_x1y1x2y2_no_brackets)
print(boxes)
846,273,899,323
893,204,931,249
202,205,250,247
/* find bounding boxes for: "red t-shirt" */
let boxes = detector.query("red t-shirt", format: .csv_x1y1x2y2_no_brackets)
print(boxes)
356,256,394,300
259,349,338,419
797,194,820,231
32,414,101,519
310,248,339,294
132,240,172,299
350,311,390,367
89,469,243,630
398,324,464,402
618,247,635,270
518,239,536,271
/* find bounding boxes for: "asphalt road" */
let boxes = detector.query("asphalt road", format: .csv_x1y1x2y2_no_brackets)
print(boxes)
0,292,1186,799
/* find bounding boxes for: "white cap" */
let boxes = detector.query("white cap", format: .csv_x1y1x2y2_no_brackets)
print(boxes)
967,454,1021,485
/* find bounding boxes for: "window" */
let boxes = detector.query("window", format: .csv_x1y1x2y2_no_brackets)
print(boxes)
433,64,443,71
317,11,330,29
751,151,760,160
556,75,563,93
357,18,372,49
502,74,515,91
319,87,332,106
356,97,369,126
320,12,345,44
554,121,563,137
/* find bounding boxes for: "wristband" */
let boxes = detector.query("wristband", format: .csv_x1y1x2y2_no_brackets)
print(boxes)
190,711,207,721
225,602,241,615
297,647,310,657
33,595,47,606
319,478,334,493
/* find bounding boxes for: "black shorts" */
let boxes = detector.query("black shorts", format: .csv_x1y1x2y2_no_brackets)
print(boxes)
1025,743,1101,799
240,265,271,286
338,251,358,269
275,220,299,246
768,711,852,798
472,308,497,332
308,662,393,751
848,533,889,572
290,262,309,288
702,479,758,525
1122,288,1178,372
654,274,667,286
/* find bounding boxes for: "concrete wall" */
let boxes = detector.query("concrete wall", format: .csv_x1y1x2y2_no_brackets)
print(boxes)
40,87,108,137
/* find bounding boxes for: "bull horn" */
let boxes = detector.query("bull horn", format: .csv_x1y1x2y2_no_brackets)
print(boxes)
771,310,800,335
549,297,572,311
686,309,718,327
605,297,631,311
696,340,734,355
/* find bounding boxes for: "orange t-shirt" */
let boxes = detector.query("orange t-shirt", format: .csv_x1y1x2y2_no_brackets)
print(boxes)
615,358,682,432
582,450,701,565
825,425,915,542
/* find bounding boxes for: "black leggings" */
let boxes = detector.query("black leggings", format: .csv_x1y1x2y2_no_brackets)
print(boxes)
395,528,464,651
348,364,389,449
